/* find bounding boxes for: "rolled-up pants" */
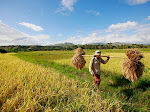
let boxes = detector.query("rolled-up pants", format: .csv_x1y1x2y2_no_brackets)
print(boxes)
93,74,101,86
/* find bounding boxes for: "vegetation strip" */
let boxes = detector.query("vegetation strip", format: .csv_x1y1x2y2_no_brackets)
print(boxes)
13,53,93,83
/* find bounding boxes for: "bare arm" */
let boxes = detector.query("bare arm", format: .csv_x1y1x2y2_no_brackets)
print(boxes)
101,56,110,64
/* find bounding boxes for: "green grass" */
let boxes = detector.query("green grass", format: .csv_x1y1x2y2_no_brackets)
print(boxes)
13,49,150,111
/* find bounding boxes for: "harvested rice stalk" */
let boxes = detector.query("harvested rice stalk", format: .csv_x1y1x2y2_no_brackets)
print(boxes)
122,49,145,82
72,48,86,70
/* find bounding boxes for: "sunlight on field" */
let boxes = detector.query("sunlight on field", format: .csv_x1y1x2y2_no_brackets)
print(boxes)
0,54,123,111
54,52,150,76
1,49,149,111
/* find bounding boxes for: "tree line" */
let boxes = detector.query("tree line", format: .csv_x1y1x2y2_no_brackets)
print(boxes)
0,43,150,53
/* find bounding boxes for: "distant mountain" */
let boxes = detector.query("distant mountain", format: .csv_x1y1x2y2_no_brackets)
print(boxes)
88,42,105,45
54,42,149,47
112,42,131,46
55,42,74,46
87,42,130,46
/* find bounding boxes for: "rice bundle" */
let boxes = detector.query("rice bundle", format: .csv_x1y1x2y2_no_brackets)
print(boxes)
72,48,86,70
122,49,145,82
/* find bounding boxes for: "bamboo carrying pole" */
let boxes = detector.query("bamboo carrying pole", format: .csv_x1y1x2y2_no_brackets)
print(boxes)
83,55,127,59
72,48,145,82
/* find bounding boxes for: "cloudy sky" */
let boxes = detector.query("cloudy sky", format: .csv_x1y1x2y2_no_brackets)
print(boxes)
0,0,150,45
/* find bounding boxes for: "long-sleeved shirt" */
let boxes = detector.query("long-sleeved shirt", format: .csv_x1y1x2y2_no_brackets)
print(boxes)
89,57,108,75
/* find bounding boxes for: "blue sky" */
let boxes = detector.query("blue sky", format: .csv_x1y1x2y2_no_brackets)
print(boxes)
0,0,150,45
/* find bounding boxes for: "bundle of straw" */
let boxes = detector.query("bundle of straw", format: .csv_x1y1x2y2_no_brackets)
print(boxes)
122,49,145,82
72,48,86,70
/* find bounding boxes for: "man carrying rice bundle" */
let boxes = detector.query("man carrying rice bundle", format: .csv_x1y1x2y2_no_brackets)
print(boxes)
89,50,110,87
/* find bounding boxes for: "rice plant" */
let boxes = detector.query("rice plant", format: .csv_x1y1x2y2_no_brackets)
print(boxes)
0,53,125,111
1,49,150,111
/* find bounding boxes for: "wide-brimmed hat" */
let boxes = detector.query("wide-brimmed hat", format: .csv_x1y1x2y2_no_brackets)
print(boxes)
94,50,101,56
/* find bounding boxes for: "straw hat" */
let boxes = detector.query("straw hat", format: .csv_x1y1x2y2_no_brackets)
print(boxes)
94,50,101,56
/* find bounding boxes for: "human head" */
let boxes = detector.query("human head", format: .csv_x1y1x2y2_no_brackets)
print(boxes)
94,50,101,58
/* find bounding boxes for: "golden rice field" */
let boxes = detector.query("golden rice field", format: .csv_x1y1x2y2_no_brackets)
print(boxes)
49,49,150,85
0,49,150,111
0,53,124,111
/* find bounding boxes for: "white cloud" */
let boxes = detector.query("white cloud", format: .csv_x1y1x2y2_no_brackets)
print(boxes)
59,23,150,44
19,22,44,31
107,21,138,32
31,35,50,40
61,0,78,11
56,7,66,13
56,0,78,15
58,33,124,44
60,12,70,16
0,23,28,41
87,10,100,16
146,16,150,20
0,22,50,45
126,0,150,5
58,34,63,36
0,20,2,23
60,32,149,45
1,20,150,45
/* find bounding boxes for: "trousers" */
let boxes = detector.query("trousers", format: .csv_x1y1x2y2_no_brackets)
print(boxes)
92,74,101,86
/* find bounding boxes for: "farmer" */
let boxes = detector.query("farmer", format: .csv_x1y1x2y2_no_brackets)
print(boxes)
89,50,110,87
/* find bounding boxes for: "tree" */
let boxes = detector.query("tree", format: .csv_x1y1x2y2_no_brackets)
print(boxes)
107,43,112,49
0,48,7,53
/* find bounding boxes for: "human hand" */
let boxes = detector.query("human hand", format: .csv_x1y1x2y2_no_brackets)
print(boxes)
107,56,110,60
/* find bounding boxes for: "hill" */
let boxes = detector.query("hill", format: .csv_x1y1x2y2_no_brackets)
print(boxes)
55,42,74,46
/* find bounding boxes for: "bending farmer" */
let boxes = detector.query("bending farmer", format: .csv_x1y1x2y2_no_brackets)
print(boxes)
89,50,110,87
